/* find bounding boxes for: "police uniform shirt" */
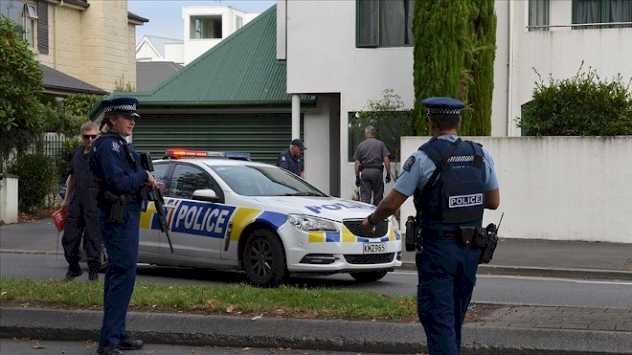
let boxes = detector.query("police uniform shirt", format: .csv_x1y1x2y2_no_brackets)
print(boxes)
394,135,499,197
67,146,99,201
277,148,303,176
90,133,148,205
353,137,390,169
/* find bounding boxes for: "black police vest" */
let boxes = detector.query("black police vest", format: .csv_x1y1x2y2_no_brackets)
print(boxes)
413,137,486,233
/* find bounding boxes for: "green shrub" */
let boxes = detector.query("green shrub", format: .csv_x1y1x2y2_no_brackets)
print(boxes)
519,65,632,136
8,154,57,211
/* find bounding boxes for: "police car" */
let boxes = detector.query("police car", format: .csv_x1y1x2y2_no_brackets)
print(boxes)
138,149,402,287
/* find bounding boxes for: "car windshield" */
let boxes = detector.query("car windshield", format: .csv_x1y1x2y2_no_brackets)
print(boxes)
207,164,327,197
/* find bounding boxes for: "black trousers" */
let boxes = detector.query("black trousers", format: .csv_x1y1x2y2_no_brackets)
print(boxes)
61,198,103,272
359,168,384,206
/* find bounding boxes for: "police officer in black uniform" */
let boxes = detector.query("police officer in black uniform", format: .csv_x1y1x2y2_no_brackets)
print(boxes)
276,138,306,177
90,97,162,355
361,97,500,355
61,121,104,282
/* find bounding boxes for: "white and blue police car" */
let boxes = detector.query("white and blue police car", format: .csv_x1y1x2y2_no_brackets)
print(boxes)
138,149,402,287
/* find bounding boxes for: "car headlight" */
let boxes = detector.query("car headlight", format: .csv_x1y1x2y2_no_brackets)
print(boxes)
287,214,339,232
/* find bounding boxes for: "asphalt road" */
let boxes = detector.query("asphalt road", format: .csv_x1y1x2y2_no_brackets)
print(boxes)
2,252,632,309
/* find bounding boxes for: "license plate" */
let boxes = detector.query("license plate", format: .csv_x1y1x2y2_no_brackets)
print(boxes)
363,242,386,254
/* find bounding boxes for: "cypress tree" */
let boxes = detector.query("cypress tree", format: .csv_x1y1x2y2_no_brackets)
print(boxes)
464,0,497,135
412,0,471,135
412,0,497,136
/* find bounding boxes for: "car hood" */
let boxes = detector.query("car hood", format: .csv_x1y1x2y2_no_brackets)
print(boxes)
252,196,376,222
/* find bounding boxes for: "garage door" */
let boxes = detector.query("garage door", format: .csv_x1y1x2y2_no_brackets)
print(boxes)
131,113,303,164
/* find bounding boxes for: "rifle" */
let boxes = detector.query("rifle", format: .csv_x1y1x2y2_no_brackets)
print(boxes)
480,212,503,264
140,152,174,253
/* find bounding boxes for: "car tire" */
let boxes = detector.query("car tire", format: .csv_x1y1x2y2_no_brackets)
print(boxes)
242,229,287,287
350,270,389,283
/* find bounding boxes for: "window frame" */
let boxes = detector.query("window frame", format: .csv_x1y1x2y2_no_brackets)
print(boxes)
528,0,550,31
572,0,632,29
356,0,414,48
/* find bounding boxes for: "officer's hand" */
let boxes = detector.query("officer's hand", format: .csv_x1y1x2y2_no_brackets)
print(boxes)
60,200,69,210
385,173,392,183
146,171,155,184
355,176,361,187
154,179,165,190
362,216,375,234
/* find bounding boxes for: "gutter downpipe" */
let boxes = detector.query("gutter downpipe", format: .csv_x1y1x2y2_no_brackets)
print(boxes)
506,0,514,137
291,94,300,139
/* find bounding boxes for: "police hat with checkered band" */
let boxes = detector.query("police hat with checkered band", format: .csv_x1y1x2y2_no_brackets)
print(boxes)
101,97,141,118
422,97,465,116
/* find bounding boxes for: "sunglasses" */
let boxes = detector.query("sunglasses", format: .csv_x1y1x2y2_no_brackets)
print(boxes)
82,134,98,140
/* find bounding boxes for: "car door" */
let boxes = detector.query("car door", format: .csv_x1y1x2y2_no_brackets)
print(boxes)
160,162,228,260
139,161,171,257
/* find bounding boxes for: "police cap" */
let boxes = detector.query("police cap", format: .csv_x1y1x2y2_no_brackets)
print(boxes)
291,138,307,150
422,97,465,116
101,97,141,118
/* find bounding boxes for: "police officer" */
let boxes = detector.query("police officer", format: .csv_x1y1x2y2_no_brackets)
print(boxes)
277,138,306,178
90,97,161,355
353,125,392,206
361,97,500,355
60,122,104,282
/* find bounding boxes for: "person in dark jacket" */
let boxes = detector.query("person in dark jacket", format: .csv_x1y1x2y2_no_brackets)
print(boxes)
90,97,162,355
361,97,500,355
60,121,104,282
277,138,306,177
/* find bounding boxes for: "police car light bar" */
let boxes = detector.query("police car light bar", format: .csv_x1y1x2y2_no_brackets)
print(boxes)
164,149,250,160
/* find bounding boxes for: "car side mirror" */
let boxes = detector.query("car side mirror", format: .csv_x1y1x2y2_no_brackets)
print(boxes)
192,189,221,203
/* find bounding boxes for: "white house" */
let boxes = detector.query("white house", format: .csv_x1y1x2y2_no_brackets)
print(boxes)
135,34,184,64
277,0,632,199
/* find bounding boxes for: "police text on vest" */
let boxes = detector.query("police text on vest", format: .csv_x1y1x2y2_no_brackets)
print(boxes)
449,193,483,208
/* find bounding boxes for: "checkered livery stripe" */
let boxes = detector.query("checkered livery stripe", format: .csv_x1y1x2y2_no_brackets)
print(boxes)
103,104,137,112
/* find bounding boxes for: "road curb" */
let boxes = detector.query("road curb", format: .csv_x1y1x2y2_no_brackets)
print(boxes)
1,307,630,355
400,261,632,281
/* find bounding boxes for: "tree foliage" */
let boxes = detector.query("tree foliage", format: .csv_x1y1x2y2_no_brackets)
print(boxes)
463,0,496,136
0,15,45,168
412,0,496,136
352,89,413,163
519,66,632,136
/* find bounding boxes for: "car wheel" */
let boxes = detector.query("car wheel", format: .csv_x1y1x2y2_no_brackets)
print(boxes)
350,270,389,283
242,229,287,287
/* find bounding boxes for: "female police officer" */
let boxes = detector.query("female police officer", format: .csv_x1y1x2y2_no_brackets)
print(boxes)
90,97,161,355
362,97,500,355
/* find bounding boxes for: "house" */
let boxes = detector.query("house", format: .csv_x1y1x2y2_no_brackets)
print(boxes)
1,0,146,96
94,1,631,200
135,35,184,64
277,0,632,198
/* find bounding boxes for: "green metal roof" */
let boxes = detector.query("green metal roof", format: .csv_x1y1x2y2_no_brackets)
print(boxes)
144,5,312,105
89,5,314,120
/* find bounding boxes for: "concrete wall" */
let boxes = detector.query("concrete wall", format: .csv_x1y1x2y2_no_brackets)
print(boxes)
391,136,632,244
0,176,19,225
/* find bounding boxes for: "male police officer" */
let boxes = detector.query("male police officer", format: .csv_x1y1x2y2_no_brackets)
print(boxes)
277,138,306,178
353,126,392,206
362,97,500,355
60,122,104,282
90,97,162,355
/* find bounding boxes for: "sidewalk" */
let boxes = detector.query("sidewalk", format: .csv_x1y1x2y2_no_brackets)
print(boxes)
1,220,632,354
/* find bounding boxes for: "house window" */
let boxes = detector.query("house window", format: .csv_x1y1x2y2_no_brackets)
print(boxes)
528,0,549,31
0,0,37,46
236,16,243,30
572,0,632,28
357,0,414,47
190,16,222,39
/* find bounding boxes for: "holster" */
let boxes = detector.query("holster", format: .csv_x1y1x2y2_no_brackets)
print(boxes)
103,191,126,224
405,216,422,252
456,225,488,249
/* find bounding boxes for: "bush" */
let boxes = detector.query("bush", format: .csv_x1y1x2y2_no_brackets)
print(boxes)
8,154,57,211
519,65,632,136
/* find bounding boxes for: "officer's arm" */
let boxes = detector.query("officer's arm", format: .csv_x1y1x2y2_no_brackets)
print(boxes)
278,154,289,170
382,155,391,175
368,189,408,222
100,145,148,194
485,188,500,210
354,160,360,177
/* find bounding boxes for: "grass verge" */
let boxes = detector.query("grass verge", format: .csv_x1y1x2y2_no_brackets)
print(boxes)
0,278,501,323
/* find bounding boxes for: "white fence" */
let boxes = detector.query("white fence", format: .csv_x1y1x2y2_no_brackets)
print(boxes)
397,136,632,244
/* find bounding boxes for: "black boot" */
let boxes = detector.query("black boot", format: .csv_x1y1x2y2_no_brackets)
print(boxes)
63,266,83,281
